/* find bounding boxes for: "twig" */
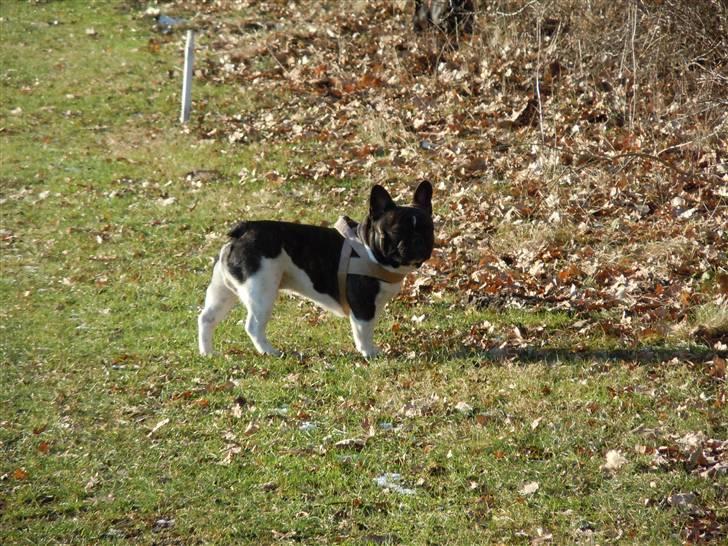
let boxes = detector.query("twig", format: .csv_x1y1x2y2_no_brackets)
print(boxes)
540,143,720,183
656,140,695,156
265,43,290,76
655,124,723,156
577,150,717,182
496,0,538,17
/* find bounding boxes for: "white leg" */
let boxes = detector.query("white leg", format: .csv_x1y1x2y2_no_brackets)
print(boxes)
350,316,380,358
198,262,238,356
243,304,280,356
238,266,282,356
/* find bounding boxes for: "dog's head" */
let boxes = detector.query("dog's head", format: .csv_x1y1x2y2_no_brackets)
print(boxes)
359,181,434,269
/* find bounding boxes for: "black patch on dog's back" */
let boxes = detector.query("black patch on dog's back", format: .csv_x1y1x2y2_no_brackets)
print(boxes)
226,221,279,282
226,221,383,322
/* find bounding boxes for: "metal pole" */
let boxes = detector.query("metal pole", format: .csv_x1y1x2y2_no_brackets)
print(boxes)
180,30,195,124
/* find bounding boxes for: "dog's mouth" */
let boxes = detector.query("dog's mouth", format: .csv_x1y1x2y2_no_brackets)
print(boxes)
383,255,424,269
376,234,432,269
393,244,430,269
386,249,426,269
396,256,428,269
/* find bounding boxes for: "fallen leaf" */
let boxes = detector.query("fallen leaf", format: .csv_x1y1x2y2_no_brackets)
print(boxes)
12,468,28,480
532,528,554,544
519,481,539,496
667,492,703,516
602,449,628,471
147,418,170,437
710,356,726,379
299,421,317,432
157,197,176,207
221,444,242,465
334,438,366,451
677,431,706,450
85,474,100,492
374,473,415,495
152,518,175,531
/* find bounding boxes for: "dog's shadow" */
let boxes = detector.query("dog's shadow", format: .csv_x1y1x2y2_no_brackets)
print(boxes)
421,345,726,366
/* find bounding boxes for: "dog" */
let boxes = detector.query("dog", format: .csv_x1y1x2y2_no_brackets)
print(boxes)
198,181,434,358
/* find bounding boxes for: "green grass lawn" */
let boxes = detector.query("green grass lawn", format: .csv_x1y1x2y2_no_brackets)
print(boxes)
1,2,725,544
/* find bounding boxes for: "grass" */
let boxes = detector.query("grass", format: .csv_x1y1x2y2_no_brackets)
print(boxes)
1,2,725,545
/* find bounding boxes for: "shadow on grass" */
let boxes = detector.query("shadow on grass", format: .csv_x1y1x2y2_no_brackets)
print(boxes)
441,345,727,365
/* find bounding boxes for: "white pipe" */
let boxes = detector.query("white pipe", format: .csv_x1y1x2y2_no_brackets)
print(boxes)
180,30,195,124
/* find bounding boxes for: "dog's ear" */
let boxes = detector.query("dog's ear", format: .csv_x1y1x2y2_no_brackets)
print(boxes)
370,185,395,218
412,180,433,215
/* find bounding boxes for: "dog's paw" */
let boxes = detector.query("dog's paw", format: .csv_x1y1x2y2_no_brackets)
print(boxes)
360,346,382,359
260,347,283,357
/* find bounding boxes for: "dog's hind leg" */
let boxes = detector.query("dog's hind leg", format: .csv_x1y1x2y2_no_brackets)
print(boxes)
237,259,283,357
198,259,238,355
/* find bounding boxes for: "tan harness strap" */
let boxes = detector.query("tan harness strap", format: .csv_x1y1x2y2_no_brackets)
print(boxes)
337,235,354,315
334,216,406,315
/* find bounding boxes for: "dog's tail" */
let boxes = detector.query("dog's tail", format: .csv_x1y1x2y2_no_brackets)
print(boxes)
213,222,246,270
214,241,232,268
228,221,249,239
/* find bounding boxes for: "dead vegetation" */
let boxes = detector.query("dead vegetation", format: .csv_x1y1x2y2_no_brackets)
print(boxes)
155,0,726,351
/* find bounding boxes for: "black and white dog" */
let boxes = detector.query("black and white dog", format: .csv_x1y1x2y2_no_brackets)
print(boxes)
198,182,434,358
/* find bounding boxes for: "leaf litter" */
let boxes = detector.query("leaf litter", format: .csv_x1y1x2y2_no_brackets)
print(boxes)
151,0,727,355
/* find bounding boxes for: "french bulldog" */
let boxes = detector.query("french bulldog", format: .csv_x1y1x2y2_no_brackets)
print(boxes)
198,181,434,358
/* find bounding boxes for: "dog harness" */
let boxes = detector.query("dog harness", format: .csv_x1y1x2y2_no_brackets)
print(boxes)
334,216,406,315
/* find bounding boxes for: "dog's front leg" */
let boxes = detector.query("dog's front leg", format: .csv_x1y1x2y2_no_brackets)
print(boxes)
349,316,380,358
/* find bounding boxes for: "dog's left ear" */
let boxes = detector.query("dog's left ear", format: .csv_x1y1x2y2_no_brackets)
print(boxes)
412,180,433,215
